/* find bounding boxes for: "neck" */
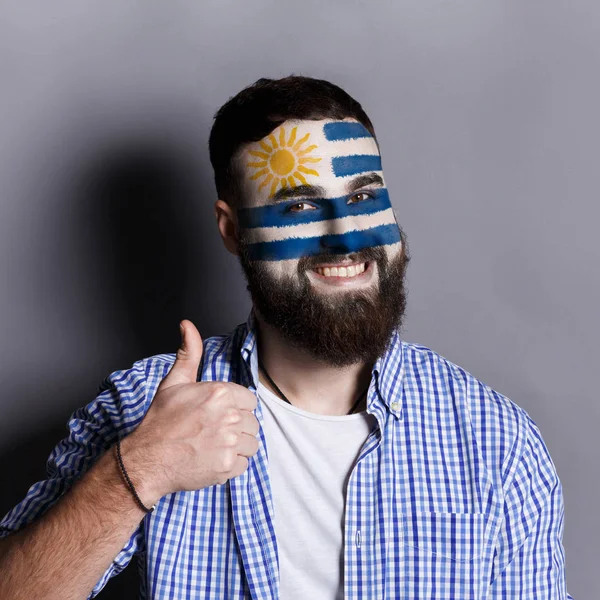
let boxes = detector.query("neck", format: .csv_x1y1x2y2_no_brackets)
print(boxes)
254,311,373,416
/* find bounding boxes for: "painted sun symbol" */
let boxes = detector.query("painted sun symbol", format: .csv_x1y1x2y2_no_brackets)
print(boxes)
245,126,322,197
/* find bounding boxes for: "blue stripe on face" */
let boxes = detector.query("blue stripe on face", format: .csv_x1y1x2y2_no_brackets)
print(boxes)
323,122,373,141
238,188,391,229
332,155,382,178
244,223,401,261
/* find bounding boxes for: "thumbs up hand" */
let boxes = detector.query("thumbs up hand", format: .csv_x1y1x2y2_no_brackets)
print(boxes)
118,320,259,508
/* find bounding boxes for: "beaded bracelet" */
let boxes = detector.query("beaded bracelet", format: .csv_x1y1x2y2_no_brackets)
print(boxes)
115,437,155,514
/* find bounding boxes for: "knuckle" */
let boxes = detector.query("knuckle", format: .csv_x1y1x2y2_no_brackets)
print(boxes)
209,382,229,400
225,406,240,424
219,453,236,473
222,431,238,447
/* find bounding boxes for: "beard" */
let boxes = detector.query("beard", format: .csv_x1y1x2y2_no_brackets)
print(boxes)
237,229,411,368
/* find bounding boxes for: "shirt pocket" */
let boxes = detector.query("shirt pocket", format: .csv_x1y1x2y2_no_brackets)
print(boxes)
402,511,485,562
399,511,487,599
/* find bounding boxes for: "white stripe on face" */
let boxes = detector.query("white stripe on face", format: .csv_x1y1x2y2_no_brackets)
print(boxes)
242,207,398,244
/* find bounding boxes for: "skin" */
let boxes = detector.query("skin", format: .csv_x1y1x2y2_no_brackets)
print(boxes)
215,118,403,416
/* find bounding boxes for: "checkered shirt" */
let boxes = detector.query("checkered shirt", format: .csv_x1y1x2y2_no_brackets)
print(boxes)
0,310,573,599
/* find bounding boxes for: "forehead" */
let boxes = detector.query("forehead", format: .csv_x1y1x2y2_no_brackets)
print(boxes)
237,118,382,206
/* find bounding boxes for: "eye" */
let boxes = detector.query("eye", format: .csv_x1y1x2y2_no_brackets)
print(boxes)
286,201,317,212
347,191,374,204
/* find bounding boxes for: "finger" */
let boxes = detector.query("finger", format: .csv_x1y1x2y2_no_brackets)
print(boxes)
228,455,249,480
230,385,258,412
238,411,260,437
161,320,204,389
236,432,260,458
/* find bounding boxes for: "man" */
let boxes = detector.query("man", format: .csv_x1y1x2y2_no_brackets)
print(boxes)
0,76,572,599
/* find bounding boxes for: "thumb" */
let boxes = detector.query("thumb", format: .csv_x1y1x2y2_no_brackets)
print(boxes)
162,319,204,388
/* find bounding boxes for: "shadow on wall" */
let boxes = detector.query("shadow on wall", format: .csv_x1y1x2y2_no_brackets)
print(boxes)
1,141,221,598
80,141,203,356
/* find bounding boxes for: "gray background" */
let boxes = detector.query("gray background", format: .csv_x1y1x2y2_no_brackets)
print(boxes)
0,1,594,597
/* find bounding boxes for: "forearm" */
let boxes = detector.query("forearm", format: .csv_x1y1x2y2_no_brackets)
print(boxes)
0,439,154,600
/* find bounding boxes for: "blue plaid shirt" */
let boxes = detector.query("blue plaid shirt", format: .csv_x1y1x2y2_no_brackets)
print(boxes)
1,310,572,599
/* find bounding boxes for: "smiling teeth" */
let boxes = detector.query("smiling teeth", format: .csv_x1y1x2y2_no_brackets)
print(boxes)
315,263,366,277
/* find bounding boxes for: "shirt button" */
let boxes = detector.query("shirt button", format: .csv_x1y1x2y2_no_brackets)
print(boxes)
390,401,400,411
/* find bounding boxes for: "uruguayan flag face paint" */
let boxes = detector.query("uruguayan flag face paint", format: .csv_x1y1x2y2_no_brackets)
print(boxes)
237,118,402,284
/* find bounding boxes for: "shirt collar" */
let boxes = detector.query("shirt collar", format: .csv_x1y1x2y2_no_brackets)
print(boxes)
239,309,404,419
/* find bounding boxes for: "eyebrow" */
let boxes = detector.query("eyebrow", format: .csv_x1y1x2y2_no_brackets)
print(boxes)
268,172,384,203
347,172,384,192
270,183,325,203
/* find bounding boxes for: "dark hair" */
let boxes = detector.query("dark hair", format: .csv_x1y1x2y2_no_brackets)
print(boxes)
208,75,377,206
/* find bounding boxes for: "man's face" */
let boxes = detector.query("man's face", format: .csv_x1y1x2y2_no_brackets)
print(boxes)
235,118,410,367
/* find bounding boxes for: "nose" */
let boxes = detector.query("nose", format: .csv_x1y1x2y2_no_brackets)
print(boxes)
320,234,350,253
319,216,355,254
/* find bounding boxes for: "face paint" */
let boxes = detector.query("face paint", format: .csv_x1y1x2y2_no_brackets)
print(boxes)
237,118,401,263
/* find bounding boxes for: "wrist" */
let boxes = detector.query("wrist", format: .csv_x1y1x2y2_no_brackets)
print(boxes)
116,434,167,509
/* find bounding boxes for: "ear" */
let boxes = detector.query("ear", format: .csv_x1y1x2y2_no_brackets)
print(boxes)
214,199,240,256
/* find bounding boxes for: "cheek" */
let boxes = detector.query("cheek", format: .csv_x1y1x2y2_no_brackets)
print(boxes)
354,209,393,230
258,258,301,280
384,240,403,263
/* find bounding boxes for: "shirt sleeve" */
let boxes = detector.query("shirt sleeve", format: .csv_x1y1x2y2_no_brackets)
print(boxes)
0,358,153,599
488,414,574,599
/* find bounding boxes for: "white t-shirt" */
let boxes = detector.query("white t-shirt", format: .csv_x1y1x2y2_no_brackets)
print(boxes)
258,380,377,600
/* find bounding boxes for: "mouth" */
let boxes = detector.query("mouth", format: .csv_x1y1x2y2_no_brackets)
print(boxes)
312,261,369,278
307,260,375,286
